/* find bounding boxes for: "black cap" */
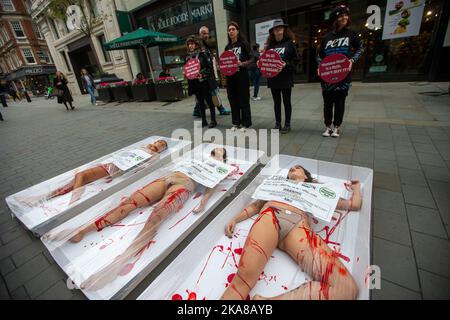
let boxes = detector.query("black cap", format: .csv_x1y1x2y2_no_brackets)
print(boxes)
330,5,350,22
269,19,288,33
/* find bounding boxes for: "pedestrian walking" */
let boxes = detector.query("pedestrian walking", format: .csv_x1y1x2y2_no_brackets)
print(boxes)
81,68,97,106
53,71,74,110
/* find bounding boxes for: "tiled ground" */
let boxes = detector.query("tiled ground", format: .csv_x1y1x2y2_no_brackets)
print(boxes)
0,81,449,300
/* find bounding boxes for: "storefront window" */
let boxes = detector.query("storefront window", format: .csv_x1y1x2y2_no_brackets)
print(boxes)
359,0,444,78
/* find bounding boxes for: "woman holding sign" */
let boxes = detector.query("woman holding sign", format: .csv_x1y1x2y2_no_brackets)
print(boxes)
222,165,363,300
265,19,300,134
317,5,364,137
185,35,218,128
44,147,229,290
223,22,253,132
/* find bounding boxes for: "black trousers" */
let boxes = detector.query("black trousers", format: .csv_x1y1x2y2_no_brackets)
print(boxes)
323,89,348,127
271,88,292,125
226,70,252,127
194,82,216,125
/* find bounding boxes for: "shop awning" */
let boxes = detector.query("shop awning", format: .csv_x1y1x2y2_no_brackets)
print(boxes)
6,65,57,81
103,27,181,50
103,27,181,83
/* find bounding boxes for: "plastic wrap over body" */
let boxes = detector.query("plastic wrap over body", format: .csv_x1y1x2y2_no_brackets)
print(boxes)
6,136,191,236
41,143,264,300
138,155,373,300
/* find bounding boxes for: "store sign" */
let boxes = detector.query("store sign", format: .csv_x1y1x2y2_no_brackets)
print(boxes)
218,50,239,76
255,19,276,49
25,67,44,74
147,1,213,32
257,50,283,78
318,54,351,84
382,0,425,40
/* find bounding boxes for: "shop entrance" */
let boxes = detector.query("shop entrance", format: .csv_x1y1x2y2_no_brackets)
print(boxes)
68,44,100,92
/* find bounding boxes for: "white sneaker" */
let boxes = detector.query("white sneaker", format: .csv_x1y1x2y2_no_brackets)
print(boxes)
255,96,261,101
95,103,98,106
230,126,238,132
322,127,332,137
252,97,258,101
331,127,340,137
240,127,247,133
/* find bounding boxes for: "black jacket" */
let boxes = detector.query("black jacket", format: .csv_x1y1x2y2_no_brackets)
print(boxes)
224,40,253,75
317,27,364,92
267,39,300,89
81,74,94,91
186,50,217,96
53,76,73,103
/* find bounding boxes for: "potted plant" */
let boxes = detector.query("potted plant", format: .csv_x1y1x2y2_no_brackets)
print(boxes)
155,77,184,101
96,82,114,102
131,79,156,101
110,81,132,102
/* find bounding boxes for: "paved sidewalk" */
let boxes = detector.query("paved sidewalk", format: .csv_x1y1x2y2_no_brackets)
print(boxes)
0,81,449,300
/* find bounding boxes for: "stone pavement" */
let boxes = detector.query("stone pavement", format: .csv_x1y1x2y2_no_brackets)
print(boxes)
0,81,449,300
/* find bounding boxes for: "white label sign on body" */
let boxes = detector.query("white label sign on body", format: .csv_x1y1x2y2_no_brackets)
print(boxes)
252,175,344,222
109,149,152,171
175,158,234,188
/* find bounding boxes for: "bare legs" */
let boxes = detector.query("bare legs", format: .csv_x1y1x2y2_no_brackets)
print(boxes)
222,208,279,300
18,165,115,206
80,184,191,290
44,178,166,242
222,209,358,300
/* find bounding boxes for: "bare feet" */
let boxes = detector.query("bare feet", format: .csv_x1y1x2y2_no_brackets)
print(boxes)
15,195,46,207
81,262,123,291
69,187,85,205
43,227,85,243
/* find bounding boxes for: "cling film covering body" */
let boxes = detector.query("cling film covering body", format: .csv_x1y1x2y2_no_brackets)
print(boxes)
138,155,373,300
5,136,191,235
41,143,264,300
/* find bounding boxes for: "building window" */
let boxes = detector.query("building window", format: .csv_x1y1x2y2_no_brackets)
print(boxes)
11,21,25,38
1,27,10,42
49,18,60,39
60,51,71,71
32,23,44,39
37,50,52,63
88,0,100,17
1,0,15,11
22,48,36,64
98,34,111,62
24,0,32,13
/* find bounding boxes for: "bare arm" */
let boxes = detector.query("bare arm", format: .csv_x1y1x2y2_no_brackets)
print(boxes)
336,180,362,211
225,200,266,238
193,186,216,213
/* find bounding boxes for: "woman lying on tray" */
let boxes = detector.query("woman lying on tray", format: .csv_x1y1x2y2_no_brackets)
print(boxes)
223,164,362,300
44,147,228,290
17,140,168,206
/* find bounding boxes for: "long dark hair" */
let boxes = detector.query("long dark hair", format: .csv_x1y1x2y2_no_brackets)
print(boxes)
287,165,315,183
266,26,295,48
227,21,248,45
332,16,352,31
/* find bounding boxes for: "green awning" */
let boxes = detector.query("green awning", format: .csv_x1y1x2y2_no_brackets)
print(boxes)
104,27,180,50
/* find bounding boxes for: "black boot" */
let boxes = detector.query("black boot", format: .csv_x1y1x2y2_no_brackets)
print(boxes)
281,124,291,134
273,122,281,130
208,121,217,128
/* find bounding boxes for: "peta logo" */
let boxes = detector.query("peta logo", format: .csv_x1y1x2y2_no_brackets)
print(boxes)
325,37,349,49
273,47,286,56
231,47,241,57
